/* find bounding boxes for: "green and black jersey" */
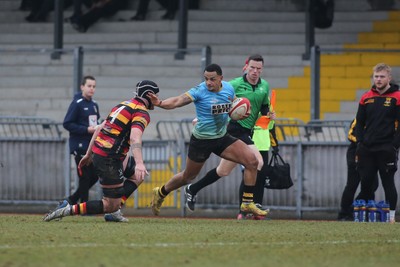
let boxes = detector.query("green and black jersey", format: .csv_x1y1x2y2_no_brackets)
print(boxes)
229,75,270,129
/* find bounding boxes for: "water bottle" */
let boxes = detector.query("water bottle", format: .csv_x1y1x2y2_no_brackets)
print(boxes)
353,200,360,222
376,201,384,222
377,201,390,223
358,200,367,222
366,200,377,222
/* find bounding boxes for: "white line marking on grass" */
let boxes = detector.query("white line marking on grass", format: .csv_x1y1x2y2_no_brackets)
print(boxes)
1,239,399,250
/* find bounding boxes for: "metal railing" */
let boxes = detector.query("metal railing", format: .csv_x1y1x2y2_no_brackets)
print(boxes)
155,118,400,218
303,0,315,60
72,46,211,94
0,46,212,97
3,117,400,218
0,117,69,204
52,0,192,60
0,116,181,208
0,116,63,140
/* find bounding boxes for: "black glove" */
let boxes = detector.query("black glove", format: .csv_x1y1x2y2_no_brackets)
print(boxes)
272,146,279,155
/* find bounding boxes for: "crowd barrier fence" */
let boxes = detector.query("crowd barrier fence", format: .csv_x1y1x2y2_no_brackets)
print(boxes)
2,117,400,218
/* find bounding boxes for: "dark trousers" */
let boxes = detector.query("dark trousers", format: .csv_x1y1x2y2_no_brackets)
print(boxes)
19,0,32,10
80,0,126,29
357,143,398,210
338,142,378,218
68,154,99,204
28,0,72,21
136,0,178,16
71,0,93,18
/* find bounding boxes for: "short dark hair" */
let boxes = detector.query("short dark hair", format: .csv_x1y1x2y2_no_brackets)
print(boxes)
204,64,222,76
247,54,264,65
81,75,95,86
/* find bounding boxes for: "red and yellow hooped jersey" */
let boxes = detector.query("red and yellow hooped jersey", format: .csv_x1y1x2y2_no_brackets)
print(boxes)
93,98,150,158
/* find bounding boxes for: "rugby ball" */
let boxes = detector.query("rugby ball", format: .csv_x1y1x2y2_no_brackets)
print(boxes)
229,97,251,120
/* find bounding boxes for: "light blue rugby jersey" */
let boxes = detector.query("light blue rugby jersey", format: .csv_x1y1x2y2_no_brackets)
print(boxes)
186,81,235,139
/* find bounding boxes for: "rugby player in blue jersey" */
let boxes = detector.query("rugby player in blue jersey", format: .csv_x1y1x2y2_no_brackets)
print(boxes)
148,63,268,217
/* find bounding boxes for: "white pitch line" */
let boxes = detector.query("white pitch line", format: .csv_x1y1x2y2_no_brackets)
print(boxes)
0,239,399,250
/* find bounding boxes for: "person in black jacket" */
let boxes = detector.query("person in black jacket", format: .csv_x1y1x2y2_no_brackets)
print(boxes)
62,75,100,210
355,63,400,224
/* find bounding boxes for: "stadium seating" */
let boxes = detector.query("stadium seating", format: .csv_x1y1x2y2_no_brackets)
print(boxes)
277,10,400,121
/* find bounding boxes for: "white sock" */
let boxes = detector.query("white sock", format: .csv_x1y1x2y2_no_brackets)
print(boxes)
390,210,396,221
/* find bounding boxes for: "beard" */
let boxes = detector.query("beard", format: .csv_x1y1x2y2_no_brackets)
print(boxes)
375,82,390,93
376,83,388,90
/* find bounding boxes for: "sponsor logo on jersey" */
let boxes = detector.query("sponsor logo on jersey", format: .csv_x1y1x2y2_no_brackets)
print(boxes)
211,103,231,114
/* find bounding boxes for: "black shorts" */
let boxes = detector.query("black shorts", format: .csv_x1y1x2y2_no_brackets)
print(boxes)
92,153,125,186
227,121,254,145
187,133,238,163
123,156,136,178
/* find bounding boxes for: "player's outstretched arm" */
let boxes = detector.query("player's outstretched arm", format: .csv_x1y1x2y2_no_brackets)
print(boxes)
148,93,192,110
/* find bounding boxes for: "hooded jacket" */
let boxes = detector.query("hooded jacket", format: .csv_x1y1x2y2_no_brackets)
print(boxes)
355,83,400,149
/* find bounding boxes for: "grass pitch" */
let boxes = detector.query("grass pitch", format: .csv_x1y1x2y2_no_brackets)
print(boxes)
1,214,399,267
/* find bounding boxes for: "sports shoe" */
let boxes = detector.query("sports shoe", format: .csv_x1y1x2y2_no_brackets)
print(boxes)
43,201,71,222
55,199,69,210
236,212,251,220
44,199,70,221
390,218,396,224
104,209,129,223
255,203,268,211
237,212,245,220
184,185,196,212
240,202,269,217
252,204,268,220
253,214,267,220
151,187,165,216
237,212,268,220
